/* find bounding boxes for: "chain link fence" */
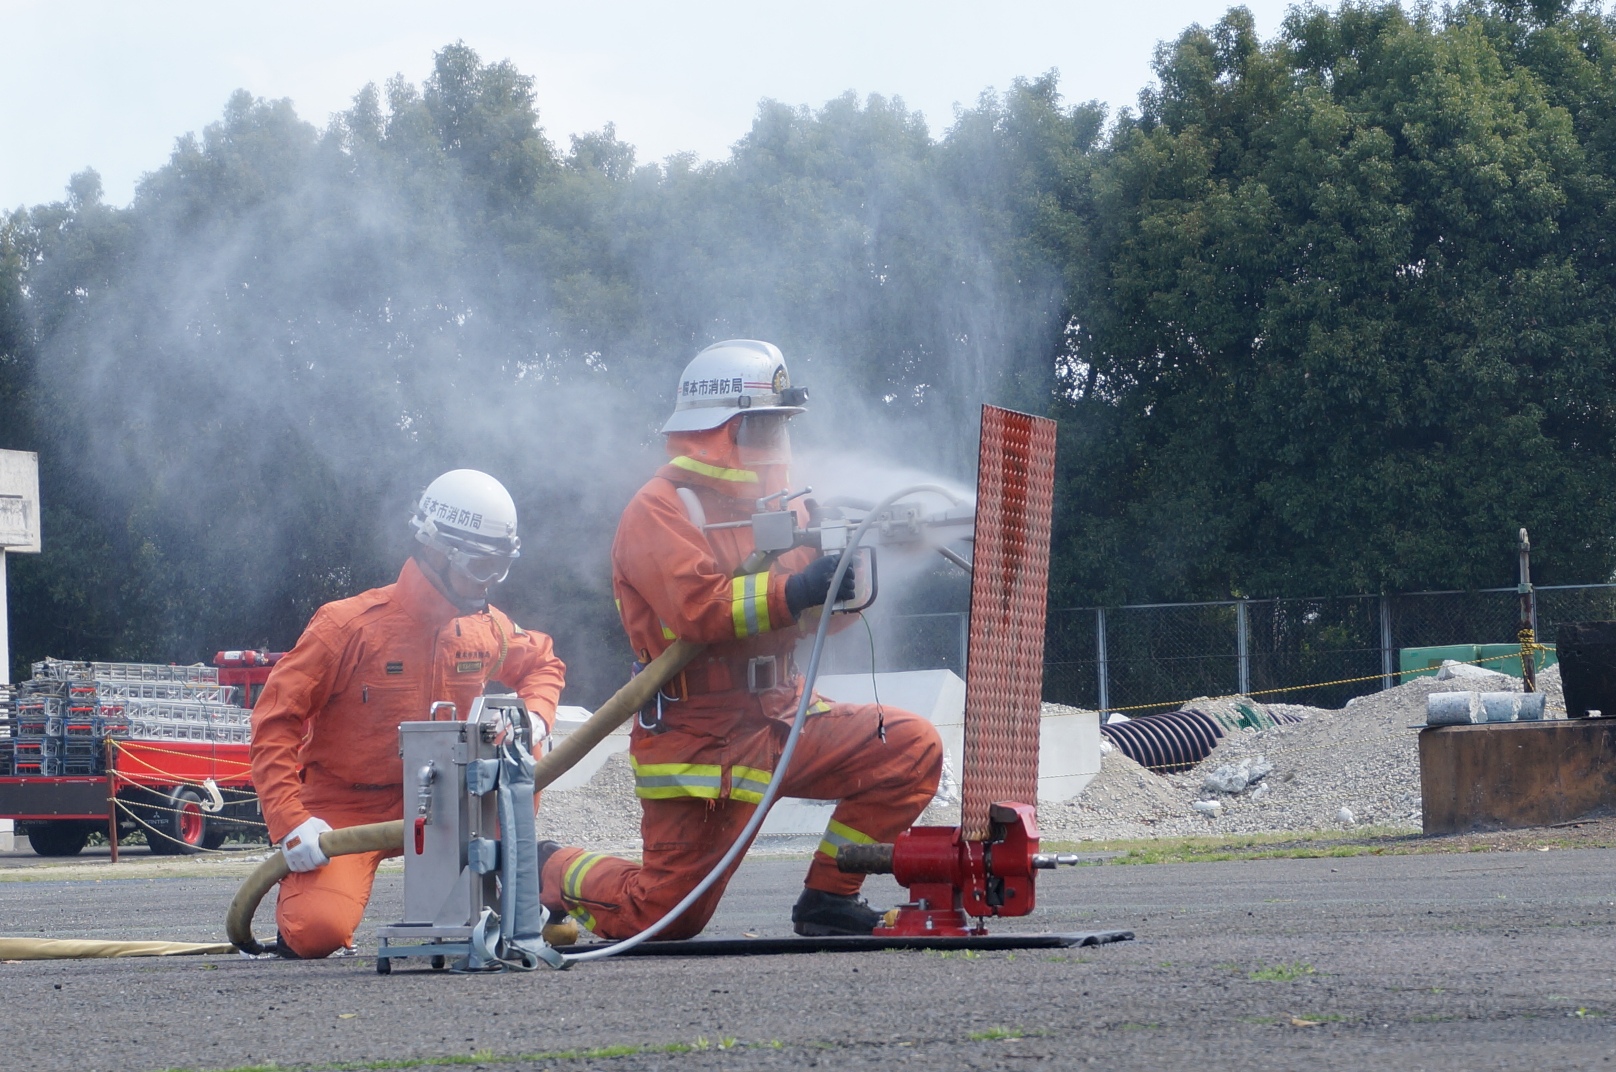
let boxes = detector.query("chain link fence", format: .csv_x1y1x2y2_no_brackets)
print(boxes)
818,584,1616,713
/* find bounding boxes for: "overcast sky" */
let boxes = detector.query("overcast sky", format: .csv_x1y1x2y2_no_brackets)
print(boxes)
2,0,1319,210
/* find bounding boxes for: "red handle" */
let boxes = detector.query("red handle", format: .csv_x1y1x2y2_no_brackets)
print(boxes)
414,816,426,855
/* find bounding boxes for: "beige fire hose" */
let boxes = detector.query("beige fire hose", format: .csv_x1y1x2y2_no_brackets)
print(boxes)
225,639,704,954
0,937,239,960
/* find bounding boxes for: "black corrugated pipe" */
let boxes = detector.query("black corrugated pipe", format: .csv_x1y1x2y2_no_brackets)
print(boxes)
1101,705,1305,773
1101,709,1224,772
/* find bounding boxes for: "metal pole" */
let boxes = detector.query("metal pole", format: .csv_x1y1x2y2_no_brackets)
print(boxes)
1518,528,1537,693
1380,595,1394,691
1236,599,1250,696
0,552,10,853
1095,607,1109,713
107,747,119,865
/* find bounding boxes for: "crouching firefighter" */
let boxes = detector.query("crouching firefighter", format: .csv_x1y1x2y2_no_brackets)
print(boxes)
538,340,944,939
250,470,567,959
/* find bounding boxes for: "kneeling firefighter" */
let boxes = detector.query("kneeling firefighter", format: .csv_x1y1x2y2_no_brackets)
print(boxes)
250,470,567,959
539,340,944,939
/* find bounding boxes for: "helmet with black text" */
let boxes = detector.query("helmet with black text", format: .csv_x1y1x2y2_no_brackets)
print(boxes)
410,469,521,585
662,340,808,466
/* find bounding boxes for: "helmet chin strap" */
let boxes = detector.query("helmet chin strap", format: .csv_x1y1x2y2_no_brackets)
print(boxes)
414,550,488,615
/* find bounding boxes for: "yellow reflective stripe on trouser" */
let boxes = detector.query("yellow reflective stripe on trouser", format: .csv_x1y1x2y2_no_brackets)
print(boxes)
631,755,723,799
818,819,877,859
729,764,774,804
560,852,608,933
730,572,772,638
668,455,759,483
563,852,609,901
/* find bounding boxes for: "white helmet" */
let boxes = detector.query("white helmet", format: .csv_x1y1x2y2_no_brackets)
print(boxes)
410,469,520,584
660,339,808,434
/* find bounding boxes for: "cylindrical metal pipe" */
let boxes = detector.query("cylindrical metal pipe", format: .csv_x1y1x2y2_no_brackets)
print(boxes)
835,843,895,874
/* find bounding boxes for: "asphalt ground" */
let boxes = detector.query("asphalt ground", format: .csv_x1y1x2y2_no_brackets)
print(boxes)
1,842,1614,1072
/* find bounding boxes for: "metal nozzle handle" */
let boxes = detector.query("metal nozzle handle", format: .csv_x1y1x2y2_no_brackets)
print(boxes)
1031,853,1081,869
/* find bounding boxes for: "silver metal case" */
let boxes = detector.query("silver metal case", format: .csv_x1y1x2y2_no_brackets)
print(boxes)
375,696,534,972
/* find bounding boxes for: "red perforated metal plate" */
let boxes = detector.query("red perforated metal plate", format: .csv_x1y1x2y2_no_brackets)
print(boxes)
960,405,1058,841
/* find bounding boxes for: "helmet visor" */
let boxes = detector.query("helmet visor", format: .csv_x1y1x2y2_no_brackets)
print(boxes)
736,413,793,466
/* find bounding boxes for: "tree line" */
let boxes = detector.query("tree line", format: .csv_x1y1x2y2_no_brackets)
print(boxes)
3,2,1614,700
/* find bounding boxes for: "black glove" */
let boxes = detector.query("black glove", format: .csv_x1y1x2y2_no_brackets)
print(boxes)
785,554,856,617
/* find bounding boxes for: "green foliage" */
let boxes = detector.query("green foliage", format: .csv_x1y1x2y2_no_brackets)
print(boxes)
4,43,1056,694
1050,1,1616,604
11,7,1616,690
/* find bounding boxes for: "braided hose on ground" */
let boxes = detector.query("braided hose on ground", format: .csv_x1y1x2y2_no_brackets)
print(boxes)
226,821,404,954
226,639,706,955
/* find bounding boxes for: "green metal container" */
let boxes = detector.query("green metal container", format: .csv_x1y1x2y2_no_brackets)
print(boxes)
1474,642,1557,678
1400,643,1557,682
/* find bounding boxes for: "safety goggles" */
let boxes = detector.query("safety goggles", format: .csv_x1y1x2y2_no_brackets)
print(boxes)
445,545,516,585
416,516,519,585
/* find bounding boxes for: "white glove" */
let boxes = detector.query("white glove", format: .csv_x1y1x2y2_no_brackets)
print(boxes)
281,816,332,872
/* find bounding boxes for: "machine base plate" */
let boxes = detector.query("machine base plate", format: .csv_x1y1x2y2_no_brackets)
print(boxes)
553,929,1133,958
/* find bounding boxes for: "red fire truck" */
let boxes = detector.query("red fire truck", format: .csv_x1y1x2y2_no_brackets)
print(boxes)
0,651,281,857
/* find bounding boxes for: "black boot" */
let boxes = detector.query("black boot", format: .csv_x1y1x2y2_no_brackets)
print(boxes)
791,888,882,937
535,839,562,876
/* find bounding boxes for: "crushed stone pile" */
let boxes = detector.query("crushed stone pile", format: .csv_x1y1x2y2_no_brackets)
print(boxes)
1038,663,1563,842
535,751,643,854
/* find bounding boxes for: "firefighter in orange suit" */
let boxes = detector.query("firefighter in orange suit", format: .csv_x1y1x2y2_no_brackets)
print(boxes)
250,469,566,959
539,340,944,939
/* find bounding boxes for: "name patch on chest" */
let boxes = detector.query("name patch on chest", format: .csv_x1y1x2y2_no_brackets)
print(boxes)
385,662,404,675
456,660,484,674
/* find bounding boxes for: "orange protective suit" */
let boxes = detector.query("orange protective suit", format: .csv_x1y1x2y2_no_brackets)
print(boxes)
250,556,566,958
542,425,943,940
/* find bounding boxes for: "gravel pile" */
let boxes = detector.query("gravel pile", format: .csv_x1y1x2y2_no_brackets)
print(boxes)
1039,663,1563,842
535,751,643,854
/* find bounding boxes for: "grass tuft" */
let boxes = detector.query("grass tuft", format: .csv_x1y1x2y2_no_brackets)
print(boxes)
1249,961,1318,982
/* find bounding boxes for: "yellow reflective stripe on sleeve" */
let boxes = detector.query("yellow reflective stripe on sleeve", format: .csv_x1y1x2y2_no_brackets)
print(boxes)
631,755,723,799
730,576,747,637
661,623,677,640
729,764,774,804
668,456,760,483
817,818,878,860
730,572,772,638
808,699,833,715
